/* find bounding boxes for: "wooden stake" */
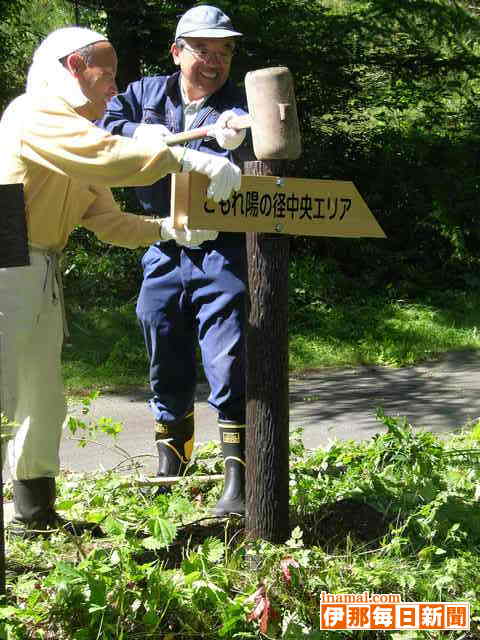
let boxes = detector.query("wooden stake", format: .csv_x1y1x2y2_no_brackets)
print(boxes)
244,160,290,543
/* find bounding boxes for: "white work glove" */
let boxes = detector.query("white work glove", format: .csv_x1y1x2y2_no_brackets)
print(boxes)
134,123,171,145
184,224,218,247
179,148,241,202
159,217,218,248
212,110,246,150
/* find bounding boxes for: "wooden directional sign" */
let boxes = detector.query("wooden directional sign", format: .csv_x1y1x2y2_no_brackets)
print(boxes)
171,172,385,238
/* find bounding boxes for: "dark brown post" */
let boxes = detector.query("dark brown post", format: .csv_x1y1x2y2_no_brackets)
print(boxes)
0,183,29,597
244,160,290,543
242,66,301,543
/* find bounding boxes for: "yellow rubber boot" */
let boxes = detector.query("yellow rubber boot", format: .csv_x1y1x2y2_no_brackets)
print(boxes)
213,420,245,516
155,410,194,477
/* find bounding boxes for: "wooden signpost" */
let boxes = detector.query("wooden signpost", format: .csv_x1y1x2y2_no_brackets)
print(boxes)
171,66,385,544
0,183,29,596
171,169,385,543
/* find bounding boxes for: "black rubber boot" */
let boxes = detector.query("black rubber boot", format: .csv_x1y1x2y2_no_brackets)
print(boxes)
155,410,194,477
213,420,246,517
8,477,104,538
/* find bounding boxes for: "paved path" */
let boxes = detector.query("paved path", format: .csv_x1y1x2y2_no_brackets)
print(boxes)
3,349,480,523
54,349,480,476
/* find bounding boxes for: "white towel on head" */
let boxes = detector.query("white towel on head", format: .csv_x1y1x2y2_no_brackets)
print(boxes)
26,26,108,107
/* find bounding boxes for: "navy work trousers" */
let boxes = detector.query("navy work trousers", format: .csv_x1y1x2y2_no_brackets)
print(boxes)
136,241,246,425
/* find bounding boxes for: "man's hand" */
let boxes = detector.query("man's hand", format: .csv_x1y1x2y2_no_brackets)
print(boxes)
159,218,218,247
213,110,246,150
179,148,241,202
134,123,171,145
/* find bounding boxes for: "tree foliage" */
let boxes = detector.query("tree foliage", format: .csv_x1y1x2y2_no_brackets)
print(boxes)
0,0,75,108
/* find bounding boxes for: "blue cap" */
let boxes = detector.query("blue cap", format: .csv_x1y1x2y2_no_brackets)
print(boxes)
175,5,242,39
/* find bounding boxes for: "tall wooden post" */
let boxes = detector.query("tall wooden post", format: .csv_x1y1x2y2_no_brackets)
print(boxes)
241,66,301,543
170,66,303,542
245,160,290,543
0,184,29,597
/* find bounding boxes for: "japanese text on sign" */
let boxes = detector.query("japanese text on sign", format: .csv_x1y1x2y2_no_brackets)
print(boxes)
171,172,386,238
204,191,352,222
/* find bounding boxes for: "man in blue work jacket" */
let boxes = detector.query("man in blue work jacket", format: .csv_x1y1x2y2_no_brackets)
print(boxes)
99,5,250,516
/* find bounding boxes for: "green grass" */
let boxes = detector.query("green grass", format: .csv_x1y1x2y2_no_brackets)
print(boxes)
3,418,480,638
289,292,480,369
63,304,149,393
63,288,480,395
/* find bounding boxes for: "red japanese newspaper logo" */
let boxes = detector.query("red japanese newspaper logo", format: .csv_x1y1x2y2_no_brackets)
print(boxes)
320,593,469,631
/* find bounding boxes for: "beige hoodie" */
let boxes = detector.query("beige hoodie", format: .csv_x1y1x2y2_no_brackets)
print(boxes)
0,91,182,250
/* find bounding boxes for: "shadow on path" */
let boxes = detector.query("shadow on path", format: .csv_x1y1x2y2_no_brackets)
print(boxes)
289,349,480,447
53,349,480,473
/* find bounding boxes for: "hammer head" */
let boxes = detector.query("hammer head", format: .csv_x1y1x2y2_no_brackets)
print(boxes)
245,66,302,160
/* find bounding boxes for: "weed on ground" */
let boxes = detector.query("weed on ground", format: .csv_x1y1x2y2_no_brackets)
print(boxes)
2,413,480,638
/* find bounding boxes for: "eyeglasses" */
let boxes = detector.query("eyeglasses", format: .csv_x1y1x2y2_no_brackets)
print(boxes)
181,43,234,64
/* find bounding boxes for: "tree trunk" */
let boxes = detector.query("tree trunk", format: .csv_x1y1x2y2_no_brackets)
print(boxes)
104,0,142,90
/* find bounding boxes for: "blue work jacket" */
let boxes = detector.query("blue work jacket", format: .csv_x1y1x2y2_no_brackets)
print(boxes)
99,71,251,246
